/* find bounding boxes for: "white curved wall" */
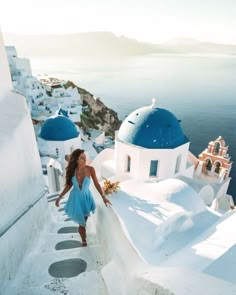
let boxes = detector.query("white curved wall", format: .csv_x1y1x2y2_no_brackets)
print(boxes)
215,179,231,200
0,30,12,98
90,148,115,179
38,136,81,160
0,91,46,229
199,185,215,206
0,30,49,290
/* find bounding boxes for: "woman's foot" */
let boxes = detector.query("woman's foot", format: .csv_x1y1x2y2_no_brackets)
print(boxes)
82,241,87,247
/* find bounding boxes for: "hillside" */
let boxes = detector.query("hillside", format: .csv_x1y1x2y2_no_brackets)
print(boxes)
3,32,236,57
3,32,156,57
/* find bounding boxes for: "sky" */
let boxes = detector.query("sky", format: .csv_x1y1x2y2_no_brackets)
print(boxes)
0,0,236,44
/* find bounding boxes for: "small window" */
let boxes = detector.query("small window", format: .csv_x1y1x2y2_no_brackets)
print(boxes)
127,155,131,172
175,155,181,173
149,160,158,177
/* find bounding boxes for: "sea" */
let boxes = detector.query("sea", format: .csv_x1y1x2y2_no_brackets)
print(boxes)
30,54,236,201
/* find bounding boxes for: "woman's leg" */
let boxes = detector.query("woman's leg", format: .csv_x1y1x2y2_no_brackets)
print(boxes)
78,216,88,246
78,225,86,246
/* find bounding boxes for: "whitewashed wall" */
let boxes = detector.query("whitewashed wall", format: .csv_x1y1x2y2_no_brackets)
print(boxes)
0,90,49,291
216,178,231,198
38,136,81,160
0,30,49,291
115,139,191,180
0,32,12,96
15,58,32,76
198,185,215,206
5,46,18,76
63,136,82,153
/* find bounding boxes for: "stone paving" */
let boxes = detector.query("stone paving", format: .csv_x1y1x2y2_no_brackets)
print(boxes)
5,193,108,295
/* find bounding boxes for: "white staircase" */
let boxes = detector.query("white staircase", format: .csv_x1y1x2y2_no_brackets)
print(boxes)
4,194,108,295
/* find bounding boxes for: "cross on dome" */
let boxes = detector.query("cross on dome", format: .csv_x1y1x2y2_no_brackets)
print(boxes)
151,97,158,108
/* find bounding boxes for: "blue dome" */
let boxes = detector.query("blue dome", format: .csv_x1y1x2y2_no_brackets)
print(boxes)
118,104,189,149
39,115,79,141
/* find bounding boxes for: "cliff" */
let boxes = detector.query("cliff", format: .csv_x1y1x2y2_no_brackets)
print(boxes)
65,81,122,136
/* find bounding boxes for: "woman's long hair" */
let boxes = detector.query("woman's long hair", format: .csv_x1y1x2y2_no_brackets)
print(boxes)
65,149,84,185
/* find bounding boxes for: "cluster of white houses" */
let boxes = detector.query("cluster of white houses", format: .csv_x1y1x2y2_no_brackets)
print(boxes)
5,46,82,122
5,45,108,192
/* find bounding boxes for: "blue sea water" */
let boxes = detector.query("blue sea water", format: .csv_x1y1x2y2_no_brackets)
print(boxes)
30,54,236,201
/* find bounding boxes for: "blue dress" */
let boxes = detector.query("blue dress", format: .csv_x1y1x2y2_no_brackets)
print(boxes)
64,175,96,226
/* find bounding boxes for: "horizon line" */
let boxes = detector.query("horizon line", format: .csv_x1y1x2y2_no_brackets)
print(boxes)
2,31,236,46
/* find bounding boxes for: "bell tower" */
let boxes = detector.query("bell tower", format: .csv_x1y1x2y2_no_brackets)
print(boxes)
198,136,232,183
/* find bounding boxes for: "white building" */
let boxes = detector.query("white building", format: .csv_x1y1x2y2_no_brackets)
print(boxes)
116,98,194,180
38,75,82,122
5,47,82,122
37,114,82,192
38,114,82,160
5,45,48,112
90,99,235,294
6,46,32,78
0,30,48,291
100,98,233,210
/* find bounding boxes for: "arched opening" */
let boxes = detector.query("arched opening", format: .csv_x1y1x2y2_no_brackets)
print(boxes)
214,161,221,174
175,155,181,174
149,160,158,177
205,158,212,171
214,142,221,154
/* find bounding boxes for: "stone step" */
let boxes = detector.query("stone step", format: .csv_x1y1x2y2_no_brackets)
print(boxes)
4,195,107,295
5,270,107,295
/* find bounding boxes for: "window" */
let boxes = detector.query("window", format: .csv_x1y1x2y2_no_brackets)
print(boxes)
175,155,181,173
149,160,158,177
127,155,131,172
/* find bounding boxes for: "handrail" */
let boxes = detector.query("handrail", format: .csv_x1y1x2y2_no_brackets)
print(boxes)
0,186,49,238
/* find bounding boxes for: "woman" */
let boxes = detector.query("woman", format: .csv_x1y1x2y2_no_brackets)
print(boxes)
55,148,111,246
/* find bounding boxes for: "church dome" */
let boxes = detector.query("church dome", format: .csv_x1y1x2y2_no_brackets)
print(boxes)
39,115,79,141
118,99,189,149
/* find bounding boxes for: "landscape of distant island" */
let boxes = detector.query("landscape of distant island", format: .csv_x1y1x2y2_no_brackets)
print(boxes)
3,31,236,57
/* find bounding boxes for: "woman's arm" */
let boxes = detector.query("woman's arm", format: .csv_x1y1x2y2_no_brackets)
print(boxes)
55,184,72,207
90,166,112,206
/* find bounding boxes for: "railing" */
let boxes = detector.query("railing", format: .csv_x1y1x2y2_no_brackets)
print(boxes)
0,186,49,238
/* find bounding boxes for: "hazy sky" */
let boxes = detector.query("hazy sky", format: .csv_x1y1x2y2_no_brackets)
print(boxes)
0,0,235,44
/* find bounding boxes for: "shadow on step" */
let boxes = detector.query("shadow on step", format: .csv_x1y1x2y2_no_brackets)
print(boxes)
64,217,71,222
48,258,87,278
48,197,58,203
47,194,59,200
57,227,78,234
55,240,82,250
